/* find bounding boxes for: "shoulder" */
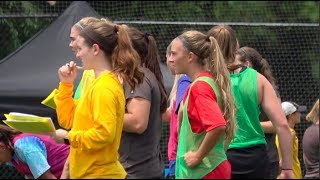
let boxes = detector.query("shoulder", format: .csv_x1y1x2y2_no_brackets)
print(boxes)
100,72,121,85
142,67,158,85
257,71,271,93
190,80,216,98
82,70,95,78
192,74,214,92
124,68,156,100
140,67,159,91
95,72,123,92
15,135,41,145
192,80,211,91
290,129,296,137
178,75,192,83
129,67,157,90
14,135,45,153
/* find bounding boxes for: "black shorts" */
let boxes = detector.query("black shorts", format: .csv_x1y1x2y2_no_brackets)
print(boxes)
227,144,268,179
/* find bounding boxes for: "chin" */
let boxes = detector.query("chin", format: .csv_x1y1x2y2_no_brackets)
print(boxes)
175,70,183,75
169,70,175,75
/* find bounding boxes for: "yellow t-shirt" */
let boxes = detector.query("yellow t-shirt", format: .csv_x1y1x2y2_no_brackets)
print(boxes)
275,128,302,179
54,71,126,178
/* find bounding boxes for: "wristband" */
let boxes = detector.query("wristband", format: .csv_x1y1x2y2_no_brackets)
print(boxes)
281,168,293,170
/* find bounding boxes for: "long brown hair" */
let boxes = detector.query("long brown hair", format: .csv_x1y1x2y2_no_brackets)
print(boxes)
127,26,168,113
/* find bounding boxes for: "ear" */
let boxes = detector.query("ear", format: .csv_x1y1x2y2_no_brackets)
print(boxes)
92,44,100,56
287,113,295,121
244,60,251,67
187,52,197,63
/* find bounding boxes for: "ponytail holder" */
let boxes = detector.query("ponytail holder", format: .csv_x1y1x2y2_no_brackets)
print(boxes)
114,25,119,34
144,32,150,38
206,35,211,42
143,32,150,43
143,32,151,39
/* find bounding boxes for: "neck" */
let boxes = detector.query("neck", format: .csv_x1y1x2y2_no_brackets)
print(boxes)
186,64,206,82
93,56,112,78
228,59,243,74
288,120,295,129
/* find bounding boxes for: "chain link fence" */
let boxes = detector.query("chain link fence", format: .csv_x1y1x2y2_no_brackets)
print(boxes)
0,1,319,178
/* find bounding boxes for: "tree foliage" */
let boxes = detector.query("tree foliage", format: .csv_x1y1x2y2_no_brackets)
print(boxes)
0,1,318,66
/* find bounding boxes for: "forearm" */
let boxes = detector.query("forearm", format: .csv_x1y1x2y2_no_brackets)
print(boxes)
161,108,171,123
224,136,231,151
261,121,276,134
276,124,293,169
196,126,226,160
60,155,70,179
38,170,57,179
54,82,76,129
68,118,117,150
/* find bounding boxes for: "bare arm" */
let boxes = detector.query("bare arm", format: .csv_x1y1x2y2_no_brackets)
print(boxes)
195,126,226,159
123,97,151,134
50,129,69,144
38,169,57,179
260,96,281,134
60,154,70,179
162,107,171,123
224,136,231,152
278,131,295,169
24,175,34,179
258,74,294,178
184,126,226,167
260,121,276,134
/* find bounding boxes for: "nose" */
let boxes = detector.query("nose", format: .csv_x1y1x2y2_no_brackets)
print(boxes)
69,40,74,49
169,54,174,62
75,53,80,59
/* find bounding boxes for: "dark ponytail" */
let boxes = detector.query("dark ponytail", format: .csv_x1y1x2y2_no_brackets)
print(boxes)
0,124,21,146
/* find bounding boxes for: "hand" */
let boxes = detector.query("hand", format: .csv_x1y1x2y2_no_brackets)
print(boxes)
278,169,295,179
58,61,78,83
278,160,282,176
184,151,201,168
50,129,69,144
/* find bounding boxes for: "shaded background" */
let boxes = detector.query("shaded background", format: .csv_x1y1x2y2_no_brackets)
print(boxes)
0,1,319,178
